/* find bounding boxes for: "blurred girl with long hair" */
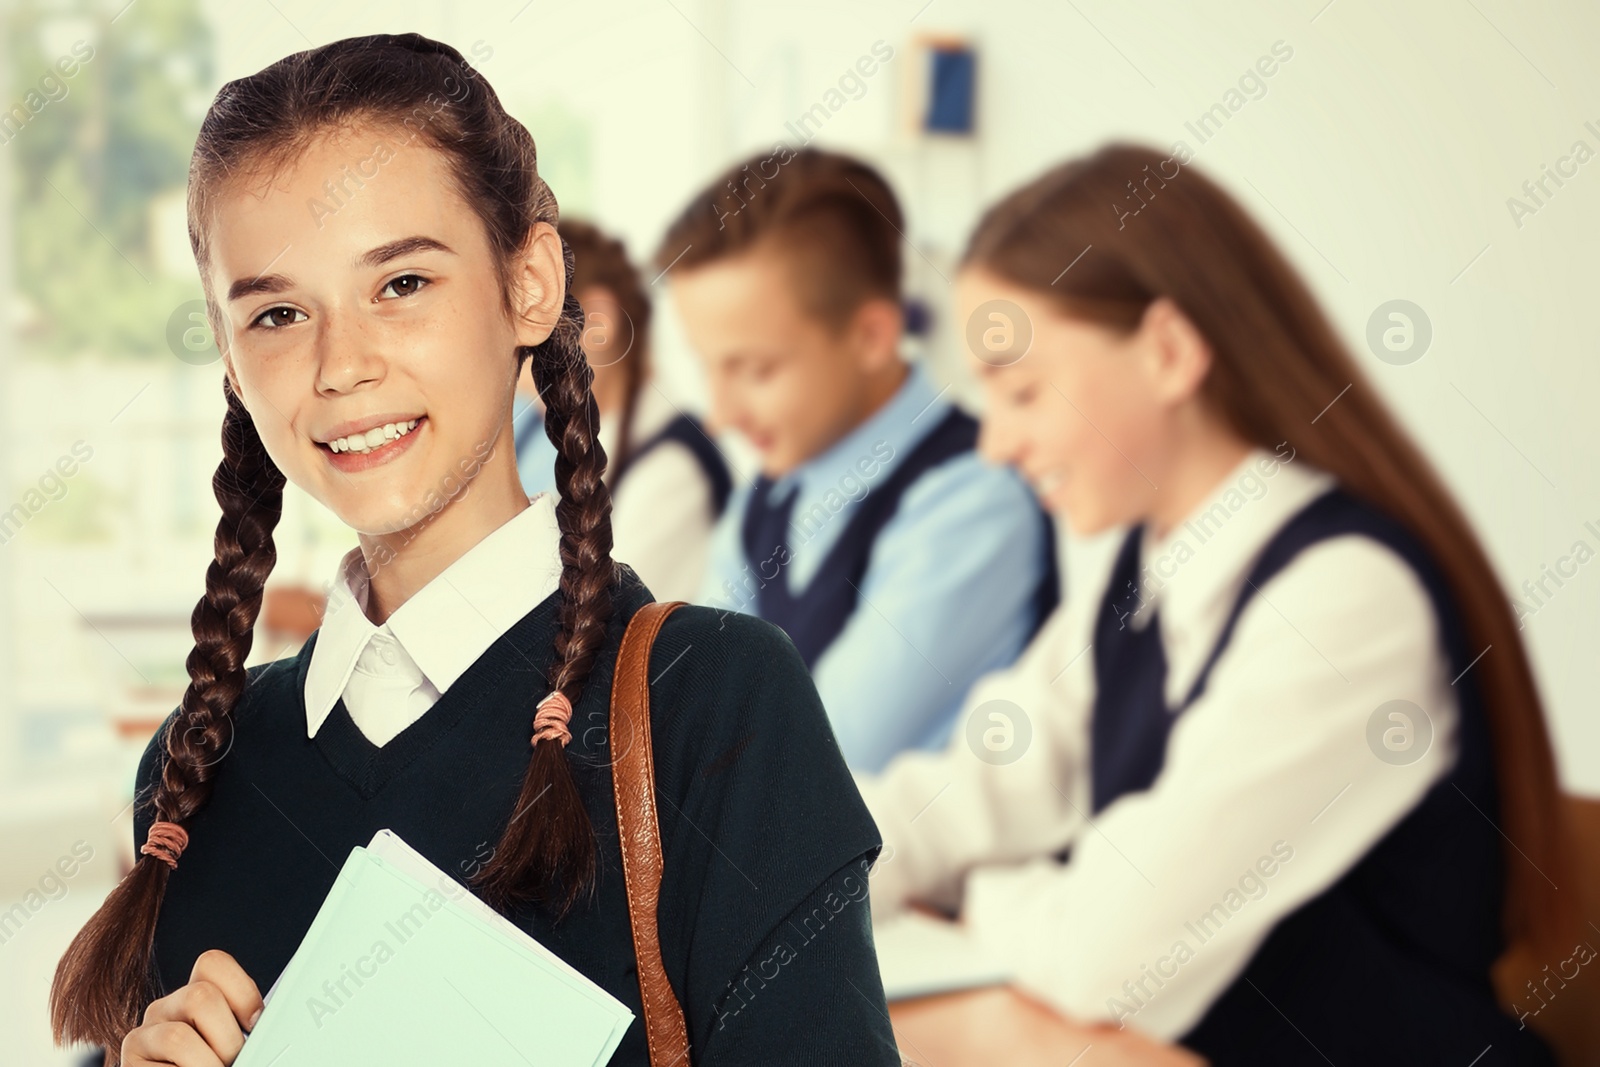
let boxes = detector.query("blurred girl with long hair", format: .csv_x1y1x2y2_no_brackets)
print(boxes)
513,219,730,602
858,143,1574,1065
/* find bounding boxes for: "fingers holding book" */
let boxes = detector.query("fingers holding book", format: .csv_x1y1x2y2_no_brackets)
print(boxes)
120,949,262,1067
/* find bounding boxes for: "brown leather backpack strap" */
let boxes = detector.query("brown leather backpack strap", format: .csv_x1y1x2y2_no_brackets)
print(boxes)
610,599,692,1067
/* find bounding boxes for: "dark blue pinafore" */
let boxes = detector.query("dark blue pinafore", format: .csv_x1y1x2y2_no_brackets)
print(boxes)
739,406,1059,670
1090,486,1555,1065
611,413,733,517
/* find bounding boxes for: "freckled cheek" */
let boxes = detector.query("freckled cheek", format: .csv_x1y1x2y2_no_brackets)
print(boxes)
235,355,322,466
242,411,313,491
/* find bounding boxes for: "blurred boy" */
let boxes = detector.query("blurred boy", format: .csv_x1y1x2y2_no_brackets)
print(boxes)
655,147,1058,772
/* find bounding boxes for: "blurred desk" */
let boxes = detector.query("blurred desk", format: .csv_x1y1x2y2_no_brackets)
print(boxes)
263,583,327,645
889,986,1207,1067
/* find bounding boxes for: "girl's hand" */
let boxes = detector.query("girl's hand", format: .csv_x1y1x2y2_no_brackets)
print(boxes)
119,950,263,1067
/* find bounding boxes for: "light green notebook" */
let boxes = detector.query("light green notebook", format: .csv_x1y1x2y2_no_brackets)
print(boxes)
234,830,633,1066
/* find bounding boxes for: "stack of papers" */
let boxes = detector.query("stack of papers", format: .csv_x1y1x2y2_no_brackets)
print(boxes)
235,829,633,1066
872,909,1013,1002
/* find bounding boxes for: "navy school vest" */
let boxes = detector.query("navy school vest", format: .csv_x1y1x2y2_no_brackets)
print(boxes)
1090,486,1554,1065
518,410,733,519
612,412,733,518
739,406,1060,670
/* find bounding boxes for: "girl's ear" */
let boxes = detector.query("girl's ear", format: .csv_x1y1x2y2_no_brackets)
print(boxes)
1138,296,1213,407
510,221,567,348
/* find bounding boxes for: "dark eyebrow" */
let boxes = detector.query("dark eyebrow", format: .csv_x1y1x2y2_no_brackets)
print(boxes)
226,236,457,303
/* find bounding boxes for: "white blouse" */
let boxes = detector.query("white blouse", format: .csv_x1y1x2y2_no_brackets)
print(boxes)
303,491,564,747
600,383,718,604
854,447,1461,1039
516,382,719,604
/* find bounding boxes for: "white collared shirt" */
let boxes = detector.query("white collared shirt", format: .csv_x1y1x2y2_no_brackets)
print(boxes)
304,492,565,747
855,446,1460,1039
606,384,716,604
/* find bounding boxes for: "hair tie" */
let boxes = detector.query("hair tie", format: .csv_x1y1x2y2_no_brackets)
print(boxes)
531,690,574,748
140,821,190,870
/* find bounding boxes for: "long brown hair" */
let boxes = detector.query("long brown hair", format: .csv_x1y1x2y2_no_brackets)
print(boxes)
51,33,616,1054
559,218,651,480
964,142,1575,960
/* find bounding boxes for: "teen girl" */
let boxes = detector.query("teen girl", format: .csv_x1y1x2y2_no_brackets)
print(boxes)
50,34,898,1066
513,219,731,603
857,144,1575,1065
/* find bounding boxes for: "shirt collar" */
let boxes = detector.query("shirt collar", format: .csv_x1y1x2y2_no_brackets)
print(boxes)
303,491,565,738
1130,446,1334,631
764,359,946,506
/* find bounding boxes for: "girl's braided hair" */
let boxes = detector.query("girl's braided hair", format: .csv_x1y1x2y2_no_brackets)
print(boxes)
51,33,617,1055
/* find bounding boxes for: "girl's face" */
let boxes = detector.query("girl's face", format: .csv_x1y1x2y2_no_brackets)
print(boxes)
955,266,1210,536
209,121,564,537
574,283,629,407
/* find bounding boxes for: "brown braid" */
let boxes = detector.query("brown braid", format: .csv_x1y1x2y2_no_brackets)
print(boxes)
471,249,618,913
51,32,621,1055
50,380,285,1052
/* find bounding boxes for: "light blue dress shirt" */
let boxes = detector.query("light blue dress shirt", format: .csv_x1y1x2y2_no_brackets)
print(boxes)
696,360,1052,772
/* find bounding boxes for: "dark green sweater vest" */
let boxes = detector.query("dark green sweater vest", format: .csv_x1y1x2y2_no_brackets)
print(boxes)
134,567,899,1065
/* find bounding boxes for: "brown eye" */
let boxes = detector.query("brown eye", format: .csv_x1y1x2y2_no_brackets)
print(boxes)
253,306,307,330
381,274,429,299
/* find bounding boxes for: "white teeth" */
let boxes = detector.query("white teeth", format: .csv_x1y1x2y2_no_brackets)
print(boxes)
329,418,419,453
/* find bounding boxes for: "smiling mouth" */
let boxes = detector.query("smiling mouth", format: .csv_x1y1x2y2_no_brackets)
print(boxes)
320,417,424,454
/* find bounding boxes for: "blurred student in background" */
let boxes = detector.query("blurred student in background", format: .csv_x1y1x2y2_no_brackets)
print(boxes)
655,147,1059,773
514,219,730,601
856,144,1575,1065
